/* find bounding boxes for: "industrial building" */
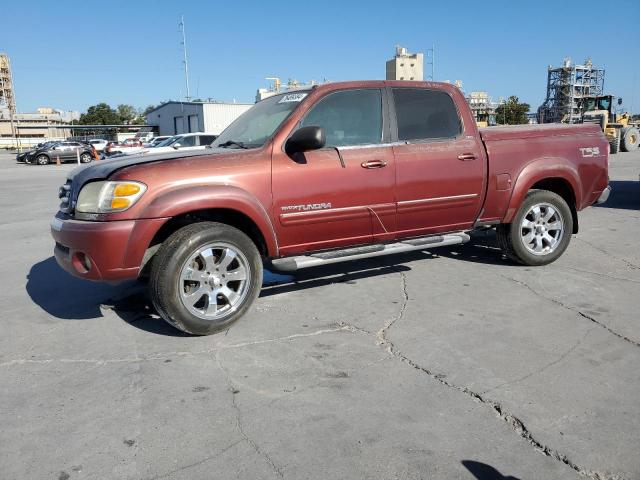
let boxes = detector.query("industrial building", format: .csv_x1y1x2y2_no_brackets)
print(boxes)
386,46,424,81
538,58,605,123
466,91,497,126
256,78,320,102
145,101,252,136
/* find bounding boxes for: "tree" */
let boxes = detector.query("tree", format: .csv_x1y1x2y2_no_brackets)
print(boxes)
116,104,138,124
78,103,121,125
496,96,530,125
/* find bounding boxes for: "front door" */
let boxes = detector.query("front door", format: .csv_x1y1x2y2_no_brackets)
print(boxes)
390,87,486,236
272,88,396,256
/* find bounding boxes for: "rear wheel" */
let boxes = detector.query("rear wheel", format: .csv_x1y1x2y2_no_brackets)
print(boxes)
149,222,263,335
621,127,639,152
36,154,50,165
497,190,572,266
80,152,93,163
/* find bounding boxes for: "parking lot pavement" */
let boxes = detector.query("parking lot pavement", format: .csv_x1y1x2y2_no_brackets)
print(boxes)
1,150,638,480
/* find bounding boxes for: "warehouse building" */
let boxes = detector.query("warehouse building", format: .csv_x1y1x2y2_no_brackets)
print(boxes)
145,101,253,136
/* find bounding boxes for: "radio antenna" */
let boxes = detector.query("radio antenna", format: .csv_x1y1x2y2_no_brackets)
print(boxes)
179,15,191,101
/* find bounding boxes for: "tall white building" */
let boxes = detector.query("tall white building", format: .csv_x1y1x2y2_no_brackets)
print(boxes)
386,46,424,81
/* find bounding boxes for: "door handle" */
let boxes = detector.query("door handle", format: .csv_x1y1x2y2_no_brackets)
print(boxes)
457,153,477,161
361,160,387,169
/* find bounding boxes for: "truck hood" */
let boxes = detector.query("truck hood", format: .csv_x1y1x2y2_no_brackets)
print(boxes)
67,147,233,188
63,147,242,211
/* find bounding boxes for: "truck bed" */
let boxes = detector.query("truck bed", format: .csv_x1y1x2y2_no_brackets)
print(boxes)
477,122,608,224
479,122,602,142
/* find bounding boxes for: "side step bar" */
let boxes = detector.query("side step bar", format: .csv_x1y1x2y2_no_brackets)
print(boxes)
270,233,470,272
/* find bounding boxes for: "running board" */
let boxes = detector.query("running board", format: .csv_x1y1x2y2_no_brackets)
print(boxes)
270,233,470,272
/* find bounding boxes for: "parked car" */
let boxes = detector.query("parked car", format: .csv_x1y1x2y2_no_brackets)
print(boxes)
143,136,171,148
87,139,109,152
104,138,144,156
28,141,95,165
16,141,59,163
51,80,610,335
110,133,218,158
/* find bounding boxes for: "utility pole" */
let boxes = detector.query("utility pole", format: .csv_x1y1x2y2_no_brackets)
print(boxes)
426,45,435,81
179,15,191,101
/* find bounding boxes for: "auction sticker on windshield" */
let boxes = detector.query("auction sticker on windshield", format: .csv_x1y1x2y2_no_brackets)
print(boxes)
278,93,308,103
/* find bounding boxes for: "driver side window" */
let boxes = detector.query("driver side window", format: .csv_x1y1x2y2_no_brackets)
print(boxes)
299,89,382,147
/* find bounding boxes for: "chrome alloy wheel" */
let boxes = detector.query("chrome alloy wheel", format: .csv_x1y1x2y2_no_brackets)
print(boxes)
520,203,564,256
178,243,250,320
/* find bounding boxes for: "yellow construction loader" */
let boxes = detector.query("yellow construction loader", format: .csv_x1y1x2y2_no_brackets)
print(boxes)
581,96,639,153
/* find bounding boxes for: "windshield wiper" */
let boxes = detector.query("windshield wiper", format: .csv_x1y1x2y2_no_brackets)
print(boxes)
217,140,249,149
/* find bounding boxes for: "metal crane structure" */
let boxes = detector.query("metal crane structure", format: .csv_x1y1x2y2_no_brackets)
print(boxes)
0,52,18,145
538,58,605,124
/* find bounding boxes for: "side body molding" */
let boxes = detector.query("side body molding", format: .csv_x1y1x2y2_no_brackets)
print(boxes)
502,157,582,223
141,185,279,256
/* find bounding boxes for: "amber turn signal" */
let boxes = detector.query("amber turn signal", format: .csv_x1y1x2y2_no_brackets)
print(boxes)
113,183,141,197
111,197,131,210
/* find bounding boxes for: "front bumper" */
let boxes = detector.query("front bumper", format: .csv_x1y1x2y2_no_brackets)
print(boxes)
50,215,167,281
595,185,611,204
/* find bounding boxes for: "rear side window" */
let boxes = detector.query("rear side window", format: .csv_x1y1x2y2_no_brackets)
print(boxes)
198,135,217,145
180,136,196,147
392,88,461,141
300,89,382,147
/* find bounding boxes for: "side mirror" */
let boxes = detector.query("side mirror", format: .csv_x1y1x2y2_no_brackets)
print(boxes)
285,126,325,155
172,143,181,149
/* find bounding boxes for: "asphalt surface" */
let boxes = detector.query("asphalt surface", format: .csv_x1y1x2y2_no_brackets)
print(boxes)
1,150,639,480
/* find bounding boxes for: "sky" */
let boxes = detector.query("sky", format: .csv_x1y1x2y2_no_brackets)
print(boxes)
2,0,639,114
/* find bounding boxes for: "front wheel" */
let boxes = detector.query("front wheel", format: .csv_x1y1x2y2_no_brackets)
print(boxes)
80,152,93,163
149,222,263,335
36,154,50,165
496,190,572,266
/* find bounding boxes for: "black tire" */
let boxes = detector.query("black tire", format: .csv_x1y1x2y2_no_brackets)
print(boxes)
149,221,263,335
80,152,93,163
35,154,50,165
496,189,572,266
608,134,620,154
621,127,639,152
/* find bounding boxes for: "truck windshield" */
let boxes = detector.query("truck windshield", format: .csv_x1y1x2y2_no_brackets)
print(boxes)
212,92,308,149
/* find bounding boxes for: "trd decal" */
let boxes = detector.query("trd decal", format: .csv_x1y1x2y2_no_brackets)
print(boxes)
579,146,600,157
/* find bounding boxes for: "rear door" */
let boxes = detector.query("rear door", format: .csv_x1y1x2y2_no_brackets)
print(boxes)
55,142,75,160
390,87,486,236
271,88,396,255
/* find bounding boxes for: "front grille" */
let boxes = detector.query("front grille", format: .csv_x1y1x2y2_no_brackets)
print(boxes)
58,180,72,213
55,242,70,255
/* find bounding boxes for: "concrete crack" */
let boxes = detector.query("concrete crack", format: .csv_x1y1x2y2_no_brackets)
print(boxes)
562,266,640,284
376,271,408,347
501,274,640,349
145,439,244,480
574,237,639,270
380,337,624,480
362,269,622,479
215,352,284,479
482,327,596,395
0,326,355,368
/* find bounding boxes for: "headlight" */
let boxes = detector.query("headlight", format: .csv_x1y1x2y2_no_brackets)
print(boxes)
76,180,147,213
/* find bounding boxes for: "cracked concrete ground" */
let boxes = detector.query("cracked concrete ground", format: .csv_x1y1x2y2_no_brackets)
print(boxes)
0,150,638,480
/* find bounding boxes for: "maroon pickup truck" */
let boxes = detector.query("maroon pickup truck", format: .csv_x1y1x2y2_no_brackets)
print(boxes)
51,81,610,335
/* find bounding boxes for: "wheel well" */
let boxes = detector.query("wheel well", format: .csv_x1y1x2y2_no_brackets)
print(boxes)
530,178,578,233
141,209,269,274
